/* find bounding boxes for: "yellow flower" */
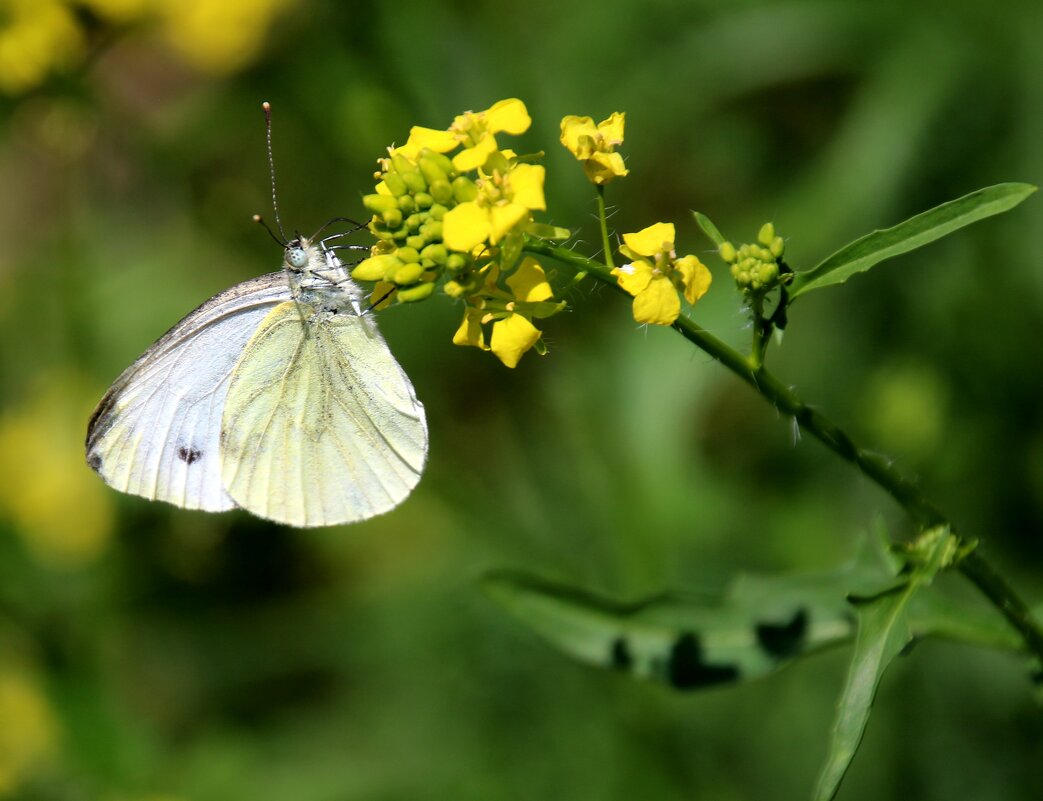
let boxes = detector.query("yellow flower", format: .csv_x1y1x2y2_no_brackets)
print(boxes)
0,0,83,95
449,98,531,171
442,161,545,252
157,0,292,75
611,222,712,325
560,112,628,184
453,258,558,368
0,374,114,567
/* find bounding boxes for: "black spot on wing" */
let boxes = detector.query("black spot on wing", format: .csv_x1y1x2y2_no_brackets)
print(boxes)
610,637,632,670
87,452,102,471
668,632,740,689
177,446,203,465
755,608,809,659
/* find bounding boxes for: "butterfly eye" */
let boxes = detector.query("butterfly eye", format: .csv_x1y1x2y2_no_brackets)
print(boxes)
287,247,308,270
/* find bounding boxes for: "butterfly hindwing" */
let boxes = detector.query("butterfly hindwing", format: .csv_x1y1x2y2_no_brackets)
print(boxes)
86,272,291,512
219,301,428,527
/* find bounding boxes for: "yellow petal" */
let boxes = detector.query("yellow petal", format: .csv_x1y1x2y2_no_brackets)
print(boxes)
506,257,553,302
370,281,398,310
406,125,459,154
597,112,626,146
611,260,653,296
559,115,597,156
443,202,491,252
488,203,528,244
486,98,531,135
622,222,675,257
452,133,497,172
676,255,713,304
452,308,488,349
632,275,681,325
582,151,629,185
509,163,546,210
490,314,541,368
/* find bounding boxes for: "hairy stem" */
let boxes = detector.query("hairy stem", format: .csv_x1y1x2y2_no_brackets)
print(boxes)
525,237,1043,663
595,186,615,271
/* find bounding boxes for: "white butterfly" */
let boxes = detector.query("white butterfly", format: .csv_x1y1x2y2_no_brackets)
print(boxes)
86,232,428,527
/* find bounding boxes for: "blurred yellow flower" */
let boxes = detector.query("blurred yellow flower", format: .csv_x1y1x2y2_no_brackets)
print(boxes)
442,161,546,252
0,374,114,568
560,112,628,184
0,0,83,95
612,222,712,325
0,668,58,796
156,0,294,75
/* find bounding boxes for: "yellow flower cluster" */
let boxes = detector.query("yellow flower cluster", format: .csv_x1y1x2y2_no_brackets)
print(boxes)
0,0,292,95
559,112,629,185
611,223,712,326
720,222,785,294
356,98,565,368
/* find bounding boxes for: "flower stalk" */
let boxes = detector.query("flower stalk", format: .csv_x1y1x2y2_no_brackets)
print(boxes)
522,236,1043,664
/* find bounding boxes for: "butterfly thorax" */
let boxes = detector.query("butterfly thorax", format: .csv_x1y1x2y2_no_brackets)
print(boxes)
284,237,367,318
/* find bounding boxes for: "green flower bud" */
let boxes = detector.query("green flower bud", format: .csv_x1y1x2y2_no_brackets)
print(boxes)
394,246,420,264
719,241,737,263
758,222,775,246
452,176,478,203
406,235,426,251
382,208,402,229
757,262,778,284
397,195,416,214
352,254,400,282
401,169,427,194
418,155,449,186
428,203,448,221
420,221,443,241
397,281,436,302
421,243,448,264
393,262,424,286
442,279,466,298
730,263,741,278
445,253,468,274
414,192,433,209
391,227,408,241
429,179,454,205
383,172,408,197
405,213,422,231
362,193,399,214
770,236,785,259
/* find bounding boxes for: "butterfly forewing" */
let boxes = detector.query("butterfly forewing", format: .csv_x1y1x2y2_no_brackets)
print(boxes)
86,272,291,511
219,302,428,527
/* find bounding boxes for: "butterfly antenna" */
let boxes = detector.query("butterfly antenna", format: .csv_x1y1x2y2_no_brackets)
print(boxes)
252,214,286,247
262,101,287,242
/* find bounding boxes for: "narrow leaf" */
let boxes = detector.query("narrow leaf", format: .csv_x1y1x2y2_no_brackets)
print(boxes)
812,583,917,800
789,183,1037,299
693,211,728,247
813,526,955,800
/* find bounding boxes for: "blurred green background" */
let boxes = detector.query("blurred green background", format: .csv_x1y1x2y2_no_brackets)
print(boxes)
0,0,1040,798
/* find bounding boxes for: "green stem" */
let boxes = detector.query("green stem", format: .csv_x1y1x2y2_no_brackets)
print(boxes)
595,186,615,271
749,293,769,369
524,237,1043,664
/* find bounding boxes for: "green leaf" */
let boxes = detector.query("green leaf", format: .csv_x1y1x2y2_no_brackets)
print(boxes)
813,526,955,801
789,183,1037,299
484,540,896,691
693,211,728,248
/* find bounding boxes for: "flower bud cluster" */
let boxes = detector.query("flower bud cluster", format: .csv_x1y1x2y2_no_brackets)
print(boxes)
720,222,786,294
355,148,482,302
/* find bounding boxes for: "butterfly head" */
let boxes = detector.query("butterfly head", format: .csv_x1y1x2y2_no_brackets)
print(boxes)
284,238,311,272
